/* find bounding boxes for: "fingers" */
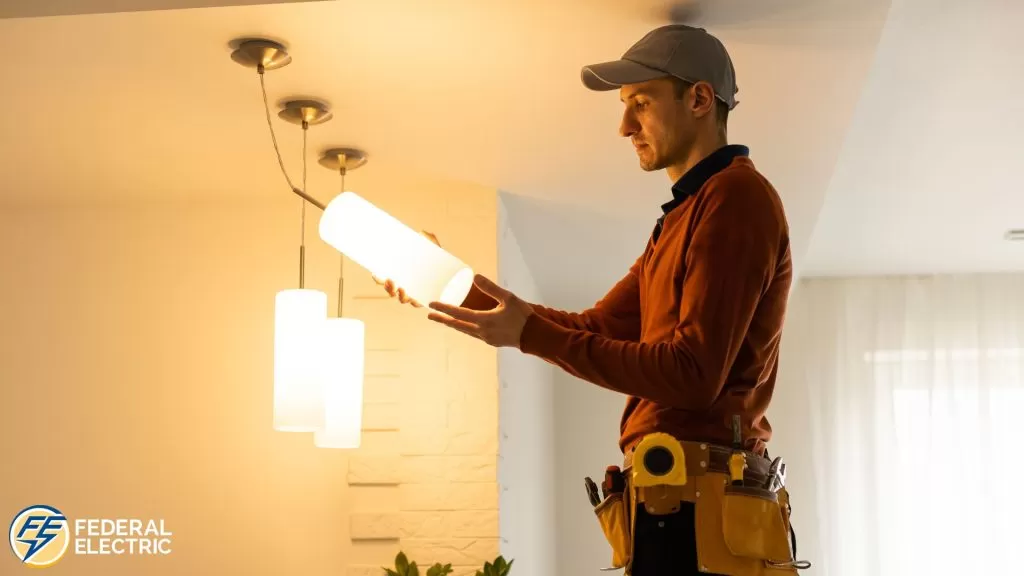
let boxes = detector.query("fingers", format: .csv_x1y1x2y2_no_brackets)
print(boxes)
372,271,428,309
428,301,484,322
397,287,421,307
471,274,509,301
377,277,423,307
427,312,480,337
421,230,441,247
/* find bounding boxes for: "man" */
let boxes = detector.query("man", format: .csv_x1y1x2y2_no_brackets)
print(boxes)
380,24,793,576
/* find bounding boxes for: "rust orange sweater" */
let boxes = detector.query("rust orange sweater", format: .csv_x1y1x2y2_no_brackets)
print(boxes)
463,148,792,455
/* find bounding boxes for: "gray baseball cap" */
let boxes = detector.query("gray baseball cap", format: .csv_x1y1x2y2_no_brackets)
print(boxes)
581,24,739,110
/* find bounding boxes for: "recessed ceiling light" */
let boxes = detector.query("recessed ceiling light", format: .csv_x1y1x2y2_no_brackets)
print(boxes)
1006,229,1024,241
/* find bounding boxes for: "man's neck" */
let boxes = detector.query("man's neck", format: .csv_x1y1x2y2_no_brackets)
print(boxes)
666,135,729,183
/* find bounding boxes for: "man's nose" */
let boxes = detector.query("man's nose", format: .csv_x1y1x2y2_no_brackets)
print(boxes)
620,111,639,138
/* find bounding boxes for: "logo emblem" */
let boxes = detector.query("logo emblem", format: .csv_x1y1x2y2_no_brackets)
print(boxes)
9,505,70,567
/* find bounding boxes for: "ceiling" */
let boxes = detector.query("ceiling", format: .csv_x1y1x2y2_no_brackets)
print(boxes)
0,0,313,18
802,0,1024,277
4,0,1011,309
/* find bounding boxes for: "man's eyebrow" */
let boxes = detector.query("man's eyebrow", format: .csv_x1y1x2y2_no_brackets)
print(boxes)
620,89,653,103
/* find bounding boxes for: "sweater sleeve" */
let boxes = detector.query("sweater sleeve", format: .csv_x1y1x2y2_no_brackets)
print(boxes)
460,256,644,341
518,173,786,409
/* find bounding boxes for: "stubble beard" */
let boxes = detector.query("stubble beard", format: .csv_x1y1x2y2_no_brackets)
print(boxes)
637,137,690,173
637,148,664,172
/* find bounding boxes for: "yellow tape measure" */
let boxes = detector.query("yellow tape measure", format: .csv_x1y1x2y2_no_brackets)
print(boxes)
631,433,687,487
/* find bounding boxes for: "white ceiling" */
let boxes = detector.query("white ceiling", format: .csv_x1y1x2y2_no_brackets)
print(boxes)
802,0,1024,277
5,0,1012,309
0,0,314,19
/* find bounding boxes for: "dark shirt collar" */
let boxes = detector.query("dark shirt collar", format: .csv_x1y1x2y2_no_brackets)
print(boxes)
651,144,749,243
661,144,750,215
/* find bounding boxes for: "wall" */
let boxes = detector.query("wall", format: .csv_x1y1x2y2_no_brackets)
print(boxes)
0,168,501,576
495,193,556,576
553,371,626,576
764,283,824,574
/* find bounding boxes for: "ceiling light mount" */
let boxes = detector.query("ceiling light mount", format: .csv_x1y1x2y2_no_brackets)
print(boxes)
1005,229,1024,241
230,38,291,71
279,99,333,126
319,148,368,173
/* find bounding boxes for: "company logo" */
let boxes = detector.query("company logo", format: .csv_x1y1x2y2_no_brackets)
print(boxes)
9,505,70,567
8,505,172,569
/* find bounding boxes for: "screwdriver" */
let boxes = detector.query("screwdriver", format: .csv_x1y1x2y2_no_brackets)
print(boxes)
602,466,625,499
729,415,747,486
585,477,601,506
773,463,787,492
764,457,783,491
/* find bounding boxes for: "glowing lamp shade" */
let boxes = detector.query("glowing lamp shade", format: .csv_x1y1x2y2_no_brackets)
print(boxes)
313,317,366,449
319,191,474,306
273,289,328,432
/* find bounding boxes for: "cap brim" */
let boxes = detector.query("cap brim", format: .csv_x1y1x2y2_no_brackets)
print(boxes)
581,59,668,91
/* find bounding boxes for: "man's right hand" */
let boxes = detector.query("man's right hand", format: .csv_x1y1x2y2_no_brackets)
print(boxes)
371,230,441,308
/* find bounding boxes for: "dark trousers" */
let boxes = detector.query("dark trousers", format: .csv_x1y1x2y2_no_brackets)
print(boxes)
630,502,726,576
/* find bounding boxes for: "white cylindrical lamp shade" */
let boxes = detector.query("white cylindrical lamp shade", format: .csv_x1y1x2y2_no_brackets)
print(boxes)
313,317,366,449
273,288,328,432
319,191,475,306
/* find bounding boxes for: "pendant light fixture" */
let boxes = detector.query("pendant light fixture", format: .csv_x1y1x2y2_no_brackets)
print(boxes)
231,38,366,444
319,191,475,307
273,288,327,431
230,37,476,448
315,151,368,449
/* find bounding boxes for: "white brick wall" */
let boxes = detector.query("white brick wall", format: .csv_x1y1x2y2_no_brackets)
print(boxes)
0,173,504,576
340,184,501,575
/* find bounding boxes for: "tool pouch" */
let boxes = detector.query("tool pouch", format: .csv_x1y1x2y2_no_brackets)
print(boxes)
721,485,792,562
594,491,633,569
694,476,806,575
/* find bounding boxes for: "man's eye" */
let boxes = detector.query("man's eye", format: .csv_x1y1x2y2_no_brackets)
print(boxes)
635,101,648,110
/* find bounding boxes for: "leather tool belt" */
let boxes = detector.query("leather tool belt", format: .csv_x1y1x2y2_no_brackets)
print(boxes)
624,440,773,488
591,433,812,576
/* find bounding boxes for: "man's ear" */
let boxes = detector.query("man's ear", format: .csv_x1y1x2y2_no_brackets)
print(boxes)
691,82,716,119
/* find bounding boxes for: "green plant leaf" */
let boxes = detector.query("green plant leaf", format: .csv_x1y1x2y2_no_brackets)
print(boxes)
395,552,410,576
479,555,511,576
409,561,420,576
427,563,454,576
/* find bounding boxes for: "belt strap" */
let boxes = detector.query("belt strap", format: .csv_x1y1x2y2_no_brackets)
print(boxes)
624,440,772,487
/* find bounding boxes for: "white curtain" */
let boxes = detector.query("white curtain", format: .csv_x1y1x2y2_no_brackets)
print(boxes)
785,273,1024,576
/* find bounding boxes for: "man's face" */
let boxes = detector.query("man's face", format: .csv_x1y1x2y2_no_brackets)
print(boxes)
619,78,696,172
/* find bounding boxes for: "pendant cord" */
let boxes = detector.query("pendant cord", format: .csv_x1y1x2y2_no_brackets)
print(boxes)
300,124,308,289
337,168,346,317
258,66,311,289
258,68,297,192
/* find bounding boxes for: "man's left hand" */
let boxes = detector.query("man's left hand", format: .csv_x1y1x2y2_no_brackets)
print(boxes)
427,274,534,349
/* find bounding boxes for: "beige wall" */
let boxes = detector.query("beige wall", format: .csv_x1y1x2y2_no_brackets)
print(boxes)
553,372,627,576
764,282,825,574
0,169,500,576
496,194,556,576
